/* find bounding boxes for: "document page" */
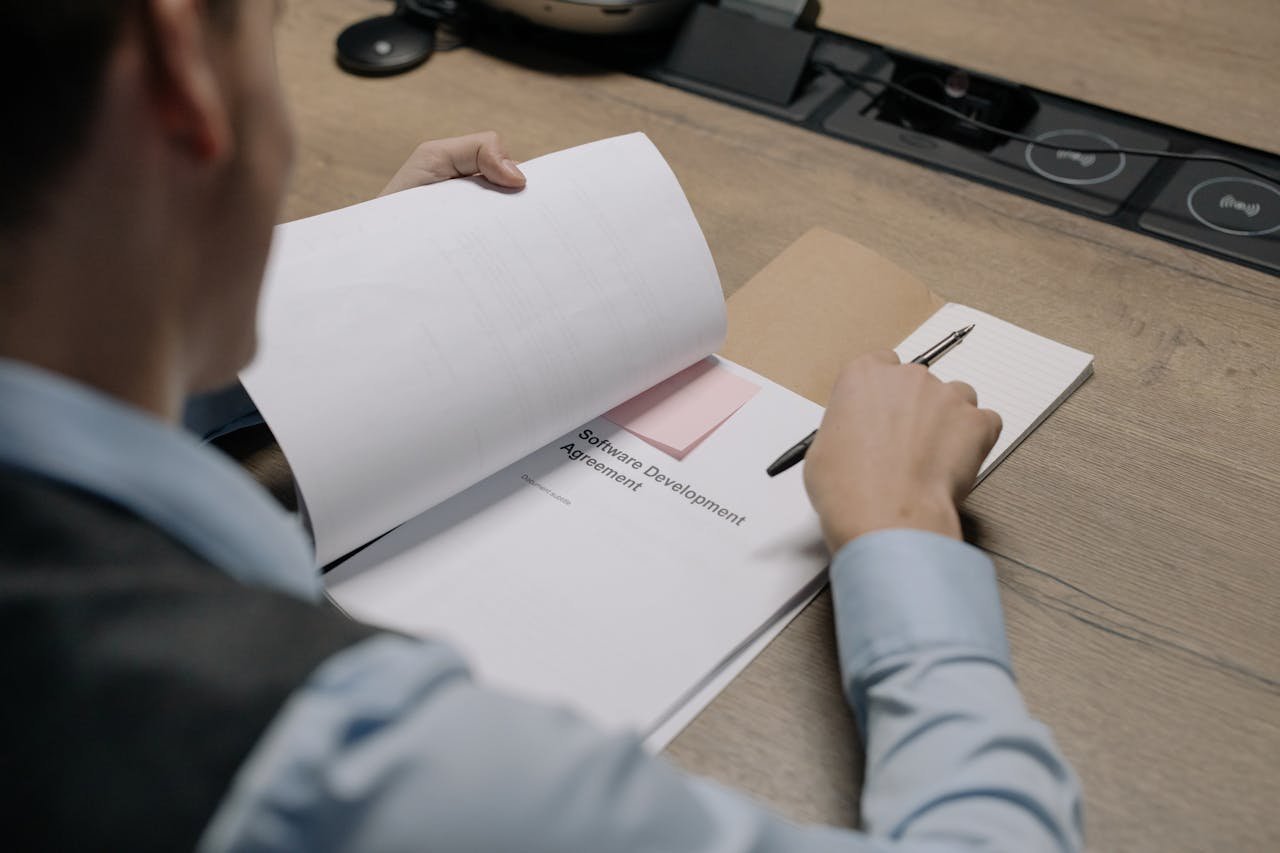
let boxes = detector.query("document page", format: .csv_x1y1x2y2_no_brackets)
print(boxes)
324,360,828,736
241,134,726,565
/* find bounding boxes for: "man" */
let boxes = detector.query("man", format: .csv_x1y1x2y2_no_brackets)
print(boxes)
0,2,1084,851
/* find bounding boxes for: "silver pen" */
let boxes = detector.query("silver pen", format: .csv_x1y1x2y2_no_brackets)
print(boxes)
765,324,975,477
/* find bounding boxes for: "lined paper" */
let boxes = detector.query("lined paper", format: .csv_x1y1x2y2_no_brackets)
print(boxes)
895,304,1094,480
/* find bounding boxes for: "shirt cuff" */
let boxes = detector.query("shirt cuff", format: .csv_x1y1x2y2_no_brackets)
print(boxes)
829,528,1011,696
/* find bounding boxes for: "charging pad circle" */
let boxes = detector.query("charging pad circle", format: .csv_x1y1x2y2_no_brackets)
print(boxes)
1186,177,1280,237
1025,129,1126,186
336,15,435,76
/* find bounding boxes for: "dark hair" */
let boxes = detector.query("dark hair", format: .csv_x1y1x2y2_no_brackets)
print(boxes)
1,1,235,231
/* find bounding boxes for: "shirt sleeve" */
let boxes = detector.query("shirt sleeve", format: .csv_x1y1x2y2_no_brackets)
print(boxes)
830,530,1084,852
198,531,1083,853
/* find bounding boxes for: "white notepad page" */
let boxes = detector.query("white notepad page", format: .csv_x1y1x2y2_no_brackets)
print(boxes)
895,304,1094,480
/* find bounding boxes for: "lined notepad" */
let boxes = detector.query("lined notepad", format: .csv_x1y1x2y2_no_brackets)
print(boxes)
895,304,1094,481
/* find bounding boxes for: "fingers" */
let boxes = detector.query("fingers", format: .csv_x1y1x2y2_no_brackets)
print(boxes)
379,131,526,196
947,381,1000,472
429,131,525,188
951,407,1002,500
979,407,1003,452
946,380,978,406
469,132,527,188
866,349,901,366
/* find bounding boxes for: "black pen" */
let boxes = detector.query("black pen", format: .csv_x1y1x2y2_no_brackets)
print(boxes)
765,324,975,477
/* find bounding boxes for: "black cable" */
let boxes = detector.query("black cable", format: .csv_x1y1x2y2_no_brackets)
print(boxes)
814,62,1280,187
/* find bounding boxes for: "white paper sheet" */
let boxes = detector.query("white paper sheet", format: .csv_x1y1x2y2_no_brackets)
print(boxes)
242,134,726,565
643,586,820,752
325,360,829,737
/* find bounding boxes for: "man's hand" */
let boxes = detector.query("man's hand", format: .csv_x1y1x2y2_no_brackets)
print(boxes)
803,351,1002,551
380,131,526,197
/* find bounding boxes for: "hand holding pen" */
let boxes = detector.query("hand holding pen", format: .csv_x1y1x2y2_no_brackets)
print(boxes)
798,342,1002,548
766,324,975,477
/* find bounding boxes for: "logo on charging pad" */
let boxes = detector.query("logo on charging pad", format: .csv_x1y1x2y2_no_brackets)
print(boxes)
1025,129,1126,185
1186,177,1280,237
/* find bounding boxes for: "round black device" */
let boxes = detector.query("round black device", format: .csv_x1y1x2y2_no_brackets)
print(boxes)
336,14,436,76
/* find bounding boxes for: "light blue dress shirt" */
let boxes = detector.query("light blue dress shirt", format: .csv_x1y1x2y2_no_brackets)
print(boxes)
0,359,1084,852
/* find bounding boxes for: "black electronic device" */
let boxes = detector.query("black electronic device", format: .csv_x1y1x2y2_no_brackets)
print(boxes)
337,15,435,75
336,0,468,76
1138,155,1280,271
874,57,1038,152
663,2,817,106
642,16,1280,274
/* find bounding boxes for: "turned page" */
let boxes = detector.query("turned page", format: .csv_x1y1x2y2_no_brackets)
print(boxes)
241,134,726,565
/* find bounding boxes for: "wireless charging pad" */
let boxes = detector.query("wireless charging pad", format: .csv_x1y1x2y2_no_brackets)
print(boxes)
336,14,436,76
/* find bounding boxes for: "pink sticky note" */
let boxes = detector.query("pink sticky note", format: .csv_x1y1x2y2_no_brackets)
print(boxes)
604,357,761,459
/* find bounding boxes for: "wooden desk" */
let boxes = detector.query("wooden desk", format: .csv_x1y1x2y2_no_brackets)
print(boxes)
820,1,1279,156
275,3,1280,850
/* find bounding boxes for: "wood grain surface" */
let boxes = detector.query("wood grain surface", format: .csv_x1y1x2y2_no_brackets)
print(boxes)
819,0,1280,156
271,3,1280,850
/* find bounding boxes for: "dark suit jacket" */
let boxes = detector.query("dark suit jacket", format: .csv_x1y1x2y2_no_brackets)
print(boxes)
0,465,374,851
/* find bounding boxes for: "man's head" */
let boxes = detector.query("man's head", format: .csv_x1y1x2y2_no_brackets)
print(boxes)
0,0,293,414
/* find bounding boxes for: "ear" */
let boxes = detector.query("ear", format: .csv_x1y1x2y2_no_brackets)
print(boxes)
140,0,233,164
